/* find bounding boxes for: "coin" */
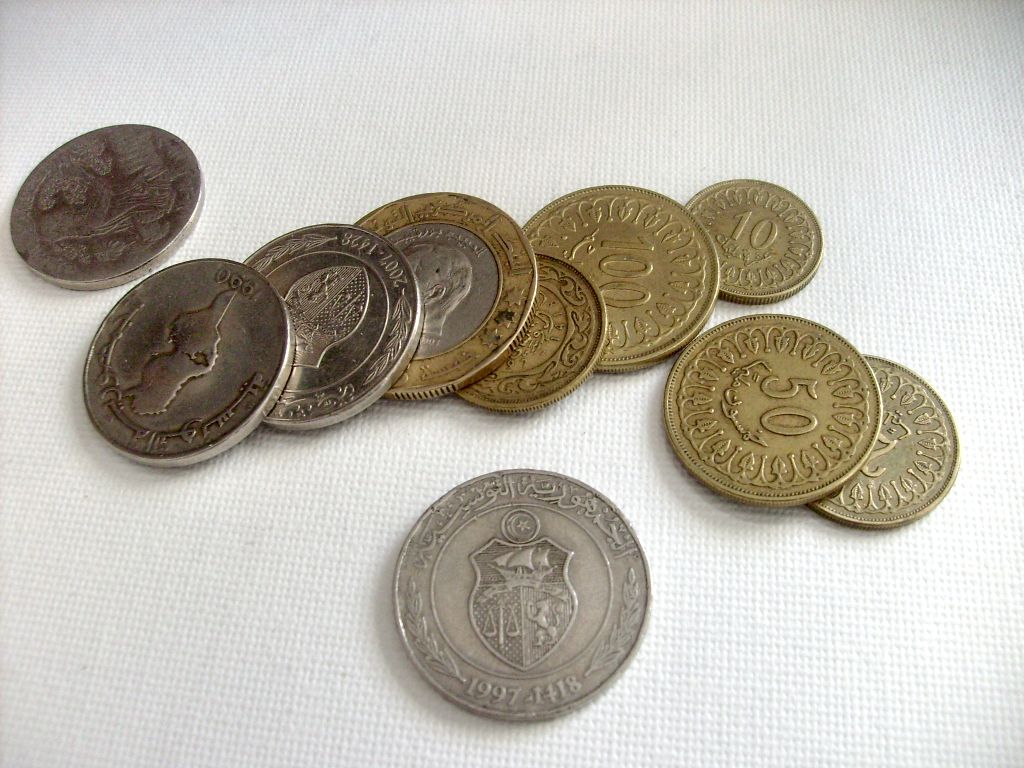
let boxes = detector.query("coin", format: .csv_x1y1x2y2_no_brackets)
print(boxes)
394,469,650,721
83,259,292,466
687,179,822,304
11,124,203,290
357,193,537,399
457,256,606,412
809,357,959,528
524,186,719,371
663,314,882,506
244,225,422,429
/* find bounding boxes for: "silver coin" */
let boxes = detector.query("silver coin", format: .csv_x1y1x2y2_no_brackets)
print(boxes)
83,259,292,466
394,469,650,721
385,223,499,357
245,225,422,429
11,124,203,290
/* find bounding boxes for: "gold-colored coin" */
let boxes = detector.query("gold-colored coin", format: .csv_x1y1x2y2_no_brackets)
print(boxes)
663,314,881,507
809,357,959,528
687,180,822,304
524,186,719,371
357,193,537,399
458,255,606,412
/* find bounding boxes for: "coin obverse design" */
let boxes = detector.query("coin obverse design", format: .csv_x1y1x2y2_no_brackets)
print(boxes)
394,470,650,721
11,124,203,290
524,186,719,371
458,256,606,412
663,315,882,506
809,357,959,528
245,225,422,429
687,179,822,304
83,259,292,466
357,193,537,399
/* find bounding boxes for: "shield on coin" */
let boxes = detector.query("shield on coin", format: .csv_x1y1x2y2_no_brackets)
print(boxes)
285,264,370,368
469,537,576,670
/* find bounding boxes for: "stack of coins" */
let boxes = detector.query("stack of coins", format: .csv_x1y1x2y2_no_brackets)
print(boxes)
10,125,961,720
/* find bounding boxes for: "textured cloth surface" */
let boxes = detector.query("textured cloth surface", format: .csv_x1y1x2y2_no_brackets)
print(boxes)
1,2,1022,766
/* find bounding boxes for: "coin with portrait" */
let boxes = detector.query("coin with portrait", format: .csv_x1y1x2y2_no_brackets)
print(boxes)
357,193,537,399
11,124,203,290
525,186,719,371
245,225,422,429
394,469,650,720
458,256,606,412
82,259,292,466
687,179,822,304
663,314,882,506
809,357,959,528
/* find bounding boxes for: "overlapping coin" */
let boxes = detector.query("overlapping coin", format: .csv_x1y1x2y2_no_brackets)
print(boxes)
245,224,422,429
809,357,959,528
83,259,292,466
687,179,822,304
394,469,650,720
357,193,537,399
663,314,882,506
525,186,719,371
458,256,606,412
11,124,203,290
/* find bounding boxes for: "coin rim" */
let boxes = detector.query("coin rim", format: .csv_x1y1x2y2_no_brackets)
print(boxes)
244,224,423,430
808,356,960,529
82,258,294,466
356,193,538,399
686,178,823,305
457,256,607,413
523,184,720,371
11,124,204,291
663,313,883,506
392,468,651,721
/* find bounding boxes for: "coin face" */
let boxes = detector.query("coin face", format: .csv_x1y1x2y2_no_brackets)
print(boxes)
687,180,822,304
458,256,606,412
11,124,203,290
809,357,959,528
524,186,719,371
394,470,650,721
83,259,292,466
244,225,422,429
664,315,882,506
357,193,537,399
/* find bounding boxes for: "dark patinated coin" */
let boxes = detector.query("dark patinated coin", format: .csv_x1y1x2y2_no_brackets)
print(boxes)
245,224,422,429
394,469,650,721
11,124,203,290
83,259,292,466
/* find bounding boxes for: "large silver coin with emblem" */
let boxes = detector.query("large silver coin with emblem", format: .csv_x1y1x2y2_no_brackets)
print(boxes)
83,259,292,466
394,469,650,721
11,124,203,290
245,225,422,429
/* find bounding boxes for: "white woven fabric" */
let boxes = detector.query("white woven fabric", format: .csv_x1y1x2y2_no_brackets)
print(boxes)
2,2,1022,766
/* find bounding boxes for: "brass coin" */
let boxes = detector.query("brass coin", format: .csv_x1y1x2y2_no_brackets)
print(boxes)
357,193,537,399
687,179,822,304
524,186,719,371
458,256,606,412
809,357,959,528
663,314,882,506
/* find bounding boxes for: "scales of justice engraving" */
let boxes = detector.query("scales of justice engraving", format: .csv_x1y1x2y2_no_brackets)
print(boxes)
125,290,235,415
284,265,370,367
470,510,577,671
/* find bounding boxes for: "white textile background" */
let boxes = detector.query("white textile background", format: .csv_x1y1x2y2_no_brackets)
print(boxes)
2,2,1022,766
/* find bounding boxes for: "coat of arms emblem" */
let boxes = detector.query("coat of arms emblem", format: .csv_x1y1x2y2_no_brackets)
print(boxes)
469,509,576,670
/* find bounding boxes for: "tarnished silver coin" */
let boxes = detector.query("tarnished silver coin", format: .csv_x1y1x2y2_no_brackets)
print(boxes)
83,259,292,466
245,225,422,429
394,469,650,721
11,124,203,290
